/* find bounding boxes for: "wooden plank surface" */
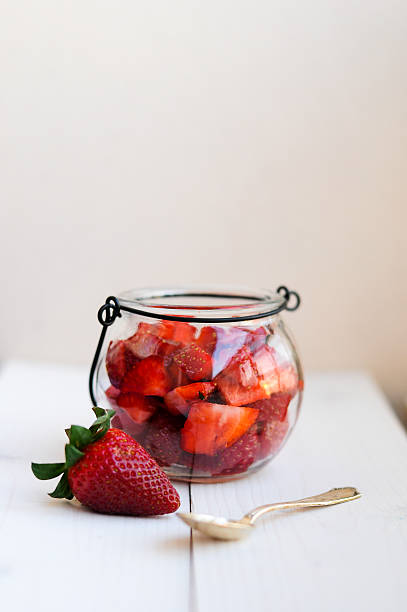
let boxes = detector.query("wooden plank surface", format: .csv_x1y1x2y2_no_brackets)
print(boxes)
1,363,406,612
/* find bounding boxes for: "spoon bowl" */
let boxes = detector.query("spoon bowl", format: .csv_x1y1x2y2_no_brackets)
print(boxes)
177,512,254,540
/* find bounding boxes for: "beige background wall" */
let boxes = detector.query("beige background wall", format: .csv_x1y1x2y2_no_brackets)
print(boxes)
1,2,406,408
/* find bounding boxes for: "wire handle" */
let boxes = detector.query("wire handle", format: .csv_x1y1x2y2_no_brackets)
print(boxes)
88,287,301,405
276,286,301,311
89,297,122,405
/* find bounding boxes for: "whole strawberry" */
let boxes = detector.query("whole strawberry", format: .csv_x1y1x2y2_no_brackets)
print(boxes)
31,407,180,516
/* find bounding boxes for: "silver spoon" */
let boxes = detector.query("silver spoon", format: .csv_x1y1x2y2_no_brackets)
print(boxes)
177,487,361,540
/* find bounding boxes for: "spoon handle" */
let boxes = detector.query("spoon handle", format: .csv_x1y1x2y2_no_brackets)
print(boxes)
243,487,361,524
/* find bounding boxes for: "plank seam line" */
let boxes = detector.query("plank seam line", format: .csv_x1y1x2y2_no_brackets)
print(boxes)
188,482,198,612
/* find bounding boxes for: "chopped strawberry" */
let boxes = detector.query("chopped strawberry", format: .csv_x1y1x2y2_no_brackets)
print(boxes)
157,340,181,358
215,345,268,406
197,326,249,374
149,321,174,340
116,392,159,423
242,326,268,351
178,451,216,473
212,427,260,476
215,328,248,376
105,385,121,400
111,414,123,429
143,412,185,467
105,340,138,388
166,359,191,388
127,323,161,359
253,346,299,396
164,382,216,416
113,408,147,442
251,345,280,395
126,322,180,360
202,324,267,358
196,326,218,354
256,418,289,460
250,392,292,422
120,356,172,396
147,320,196,345
180,401,259,456
172,343,212,381
166,321,196,345
278,364,300,395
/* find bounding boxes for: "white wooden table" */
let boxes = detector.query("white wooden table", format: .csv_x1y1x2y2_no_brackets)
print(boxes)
1,362,407,612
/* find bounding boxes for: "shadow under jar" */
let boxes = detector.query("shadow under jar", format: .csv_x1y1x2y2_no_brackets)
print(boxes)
89,286,304,483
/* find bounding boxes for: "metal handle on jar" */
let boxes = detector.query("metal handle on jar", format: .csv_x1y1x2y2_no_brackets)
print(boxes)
88,286,301,405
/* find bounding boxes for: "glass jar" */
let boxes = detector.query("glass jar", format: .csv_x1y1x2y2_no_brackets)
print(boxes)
89,286,303,483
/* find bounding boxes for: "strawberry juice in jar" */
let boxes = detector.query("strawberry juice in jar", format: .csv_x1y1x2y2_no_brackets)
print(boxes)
89,286,303,483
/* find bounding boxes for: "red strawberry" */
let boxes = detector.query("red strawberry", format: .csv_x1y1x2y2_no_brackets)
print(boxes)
181,401,258,456
111,414,123,429
143,411,185,466
180,396,290,476
256,418,289,460
242,326,268,352
135,320,196,345
31,407,180,516
112,406,147,442
252,346,299,396
116,392,159,423
212,427,260,476
278,364,299,395
127,323,162,359
197,327,248,376
105,385,121,400
172,343,212,381
166,359,191,388
148,321,172,336
121,356,172,396
252,392,292,461
250,392,292,422
163,321,196,345
215,345,268,406
105,340,138,388
126,322,180,361
251,345,280,395
178,451,215,473
196,326,218,354
164,382,216,416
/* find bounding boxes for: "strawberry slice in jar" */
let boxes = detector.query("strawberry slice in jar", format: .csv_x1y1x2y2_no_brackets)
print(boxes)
164,381,216,416
215,345,268,406
171,343,212,381
121,356,172,396
180,401,259,456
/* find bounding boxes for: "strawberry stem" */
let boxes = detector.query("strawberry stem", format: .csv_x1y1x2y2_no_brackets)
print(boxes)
31,407,115,500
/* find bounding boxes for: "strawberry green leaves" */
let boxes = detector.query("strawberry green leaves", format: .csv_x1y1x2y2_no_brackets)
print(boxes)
49,473,73,499
31,462,65,480
65,444,84,467
89,407,116,441
65,425,93,448
31,406,115,500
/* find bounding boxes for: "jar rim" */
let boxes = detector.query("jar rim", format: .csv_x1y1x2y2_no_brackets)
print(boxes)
117,285,288,323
